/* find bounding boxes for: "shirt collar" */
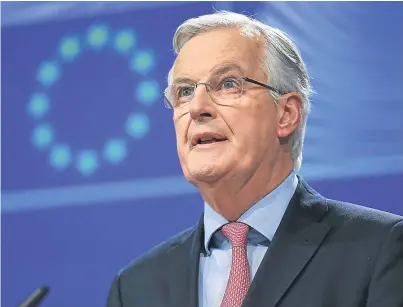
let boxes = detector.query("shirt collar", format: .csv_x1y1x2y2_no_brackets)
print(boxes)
203,171,298,254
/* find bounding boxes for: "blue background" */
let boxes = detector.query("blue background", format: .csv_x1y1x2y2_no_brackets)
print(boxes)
1,2,403,306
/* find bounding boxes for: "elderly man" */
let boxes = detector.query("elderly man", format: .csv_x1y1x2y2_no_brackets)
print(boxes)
107,11,403,307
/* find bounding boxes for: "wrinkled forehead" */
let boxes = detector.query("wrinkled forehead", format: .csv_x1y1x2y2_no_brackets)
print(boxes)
172,28,264,82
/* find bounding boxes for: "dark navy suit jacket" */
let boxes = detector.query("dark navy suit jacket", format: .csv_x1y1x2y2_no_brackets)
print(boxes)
107,178,403,307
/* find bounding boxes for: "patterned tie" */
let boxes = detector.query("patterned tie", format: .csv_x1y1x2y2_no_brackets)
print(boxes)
220,222,251,307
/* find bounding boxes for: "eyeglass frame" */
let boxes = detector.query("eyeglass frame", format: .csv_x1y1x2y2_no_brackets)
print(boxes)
163,76,287,109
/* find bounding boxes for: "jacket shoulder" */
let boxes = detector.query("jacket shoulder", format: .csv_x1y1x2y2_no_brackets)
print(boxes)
326,197,402,227
118,224,197,279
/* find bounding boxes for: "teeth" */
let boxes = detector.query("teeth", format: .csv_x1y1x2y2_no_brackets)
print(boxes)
195,135,226,145
200,137,214,142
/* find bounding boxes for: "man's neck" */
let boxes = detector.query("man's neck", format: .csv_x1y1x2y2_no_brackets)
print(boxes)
199,159,294,221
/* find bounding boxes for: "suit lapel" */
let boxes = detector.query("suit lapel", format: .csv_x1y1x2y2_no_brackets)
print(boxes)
167,216,204,307
243,179,331,307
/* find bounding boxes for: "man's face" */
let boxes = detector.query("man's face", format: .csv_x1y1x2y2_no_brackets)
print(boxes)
172,28,281,186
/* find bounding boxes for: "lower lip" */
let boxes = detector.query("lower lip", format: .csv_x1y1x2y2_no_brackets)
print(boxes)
193,140,229,149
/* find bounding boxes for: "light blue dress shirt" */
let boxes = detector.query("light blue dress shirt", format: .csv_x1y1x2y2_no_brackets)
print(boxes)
198,171,298,307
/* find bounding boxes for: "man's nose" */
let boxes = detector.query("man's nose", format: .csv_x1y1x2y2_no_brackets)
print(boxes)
188,84,217,121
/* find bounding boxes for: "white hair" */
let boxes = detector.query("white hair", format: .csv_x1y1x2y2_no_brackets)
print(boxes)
167,11,312,170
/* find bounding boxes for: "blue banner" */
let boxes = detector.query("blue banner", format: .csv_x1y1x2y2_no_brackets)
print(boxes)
2,2,402,306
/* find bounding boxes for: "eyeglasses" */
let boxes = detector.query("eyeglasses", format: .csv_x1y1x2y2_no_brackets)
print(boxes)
163,76,285,110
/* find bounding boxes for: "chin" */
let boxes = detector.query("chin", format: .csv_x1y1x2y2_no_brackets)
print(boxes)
186,163,226,184
181,147,234,183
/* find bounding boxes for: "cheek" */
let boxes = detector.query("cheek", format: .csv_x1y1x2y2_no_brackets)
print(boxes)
232,116,262,153
233,103,277,152
252,95,278,135
173,119,188,151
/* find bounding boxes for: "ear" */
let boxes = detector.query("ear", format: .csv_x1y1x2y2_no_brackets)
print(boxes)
276,92,302,138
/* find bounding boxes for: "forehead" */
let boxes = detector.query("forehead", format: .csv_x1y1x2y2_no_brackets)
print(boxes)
173,27,263,80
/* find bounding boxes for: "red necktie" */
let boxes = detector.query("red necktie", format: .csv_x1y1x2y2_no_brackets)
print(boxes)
220,222,251,307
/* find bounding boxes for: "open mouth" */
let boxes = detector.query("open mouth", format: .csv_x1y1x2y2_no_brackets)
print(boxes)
197,137,227,145
192,133,228,147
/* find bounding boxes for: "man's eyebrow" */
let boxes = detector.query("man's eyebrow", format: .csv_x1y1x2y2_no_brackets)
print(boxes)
172,63,245,85
211,63,244,76
172,77,196,85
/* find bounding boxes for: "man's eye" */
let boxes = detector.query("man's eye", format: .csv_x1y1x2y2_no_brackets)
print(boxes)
178,87,194,97
220,78,239,90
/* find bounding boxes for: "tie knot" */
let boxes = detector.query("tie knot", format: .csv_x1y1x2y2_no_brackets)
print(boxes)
221,222,249,247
